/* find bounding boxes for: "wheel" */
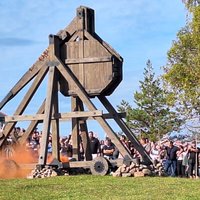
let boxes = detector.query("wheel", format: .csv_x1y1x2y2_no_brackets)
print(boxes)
90,157,109,176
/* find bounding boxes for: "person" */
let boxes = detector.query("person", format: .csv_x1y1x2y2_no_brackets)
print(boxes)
164,141,180,177
176,145,184,177
187,142,200,178
182,144,189,177
102,137,117,159
150,142,160,165
120,135,129,148
140,138,151,154
89,131,100,159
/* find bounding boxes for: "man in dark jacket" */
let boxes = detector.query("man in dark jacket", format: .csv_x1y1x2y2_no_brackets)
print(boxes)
164,141,180,177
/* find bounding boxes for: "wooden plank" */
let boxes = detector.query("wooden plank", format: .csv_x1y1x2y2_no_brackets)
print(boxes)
5,114,45,122
5,110,103,122
0,66,48,147
59,17,77,37
71,97,80,161
94,32,123,62
38,66,56,165
56,58,132,160
78,31,84,88
98,96,152,165
76,97,92,161
68,160,93,168
51,69,60,161
65,56,111,64
18,100,46,145
0,49,49,110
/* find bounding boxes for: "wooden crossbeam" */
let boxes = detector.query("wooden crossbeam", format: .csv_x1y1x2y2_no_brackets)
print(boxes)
65,56,111,64
5,110,103,122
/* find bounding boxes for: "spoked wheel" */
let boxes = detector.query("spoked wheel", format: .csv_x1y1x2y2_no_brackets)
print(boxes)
90,157,109,176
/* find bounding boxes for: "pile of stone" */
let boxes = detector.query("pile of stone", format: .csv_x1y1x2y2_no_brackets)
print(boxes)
112,161,165,177
153,162,165,176
27,166,69,179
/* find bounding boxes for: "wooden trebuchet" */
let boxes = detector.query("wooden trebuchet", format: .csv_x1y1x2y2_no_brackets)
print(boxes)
0,6,152,173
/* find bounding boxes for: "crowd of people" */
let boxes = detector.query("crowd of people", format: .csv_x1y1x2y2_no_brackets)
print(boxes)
1,126,200,178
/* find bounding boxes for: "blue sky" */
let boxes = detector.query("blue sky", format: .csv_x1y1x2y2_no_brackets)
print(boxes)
0,1,186,139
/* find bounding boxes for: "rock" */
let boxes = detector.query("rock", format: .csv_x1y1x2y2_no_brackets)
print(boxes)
51,170,58,177
121,167,127,173
122,173,132,177
112,172,121,177
115,166,122,173
156,163,162,168
129,169,136,175
142,169,152,176
129,163,136,170
27,175,34,179
134,171,144,177
124,166,130,173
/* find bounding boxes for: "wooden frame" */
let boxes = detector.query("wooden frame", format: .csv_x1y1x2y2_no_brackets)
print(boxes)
0,6,152,169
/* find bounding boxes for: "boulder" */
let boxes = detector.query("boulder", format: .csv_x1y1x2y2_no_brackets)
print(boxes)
134,171,144,177
122,173,132,177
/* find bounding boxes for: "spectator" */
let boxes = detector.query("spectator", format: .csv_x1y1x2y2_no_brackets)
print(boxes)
102,137,118,159
177,145,184,177
164,141,181,177
187,142,200,178
89,131,100,159
182,144,189,177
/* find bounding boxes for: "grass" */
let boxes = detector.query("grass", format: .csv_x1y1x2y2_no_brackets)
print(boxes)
0,176,200,200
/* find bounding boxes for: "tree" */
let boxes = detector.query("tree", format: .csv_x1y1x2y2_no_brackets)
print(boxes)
163,2,200,122
118,60,182,141
182,0,200,10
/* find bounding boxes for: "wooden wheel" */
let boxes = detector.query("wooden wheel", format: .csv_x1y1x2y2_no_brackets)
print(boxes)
90,157,109,176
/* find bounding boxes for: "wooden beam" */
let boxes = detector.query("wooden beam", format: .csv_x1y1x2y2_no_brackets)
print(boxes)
65,56,111,65
38,66,56,166
71,97,80,161
98,96,152,165
5,110,103,122
0,50,49,110
84,30,122,62
0,66,48,147
51,69,60,161
76,97,92,161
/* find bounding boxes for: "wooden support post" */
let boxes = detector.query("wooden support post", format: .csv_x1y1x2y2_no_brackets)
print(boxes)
51,69,60,161
76,97,92,161
71,97,80,161
98,96,152,164
38,66,56,166
0,66,48,147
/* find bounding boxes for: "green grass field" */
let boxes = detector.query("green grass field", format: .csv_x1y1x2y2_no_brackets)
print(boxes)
0,176,200,200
